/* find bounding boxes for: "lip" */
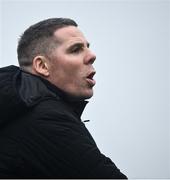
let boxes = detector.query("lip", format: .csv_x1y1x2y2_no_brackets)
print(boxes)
86,78,96,87
86,71,96,87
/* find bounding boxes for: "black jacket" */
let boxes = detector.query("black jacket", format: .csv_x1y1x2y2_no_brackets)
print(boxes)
0,65,127,178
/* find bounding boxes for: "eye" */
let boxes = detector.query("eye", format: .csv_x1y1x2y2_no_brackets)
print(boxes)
67,43,85,54
70,46,83,54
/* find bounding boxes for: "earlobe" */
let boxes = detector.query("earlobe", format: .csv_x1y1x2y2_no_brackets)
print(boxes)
32,56,50,77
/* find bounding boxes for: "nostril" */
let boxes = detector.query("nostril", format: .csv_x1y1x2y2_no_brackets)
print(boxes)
90,56,96,64
88,54,96,64
84,50,96,64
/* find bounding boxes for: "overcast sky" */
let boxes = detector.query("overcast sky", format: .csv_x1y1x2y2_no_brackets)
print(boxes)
0,0,170,178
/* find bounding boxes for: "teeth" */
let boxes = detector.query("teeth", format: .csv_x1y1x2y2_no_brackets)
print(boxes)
87,71,96,80
88,73,94,79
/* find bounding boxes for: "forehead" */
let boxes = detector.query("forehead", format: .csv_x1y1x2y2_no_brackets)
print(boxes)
53,26,88,45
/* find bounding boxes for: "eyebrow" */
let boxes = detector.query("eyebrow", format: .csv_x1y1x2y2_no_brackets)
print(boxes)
68,42,90,49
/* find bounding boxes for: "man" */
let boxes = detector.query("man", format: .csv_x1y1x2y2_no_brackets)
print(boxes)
0,18,127,178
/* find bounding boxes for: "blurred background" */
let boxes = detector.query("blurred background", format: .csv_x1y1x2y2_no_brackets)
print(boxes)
0,0,170,178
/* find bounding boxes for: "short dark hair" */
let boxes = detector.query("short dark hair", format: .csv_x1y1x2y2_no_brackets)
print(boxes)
17,18,78,68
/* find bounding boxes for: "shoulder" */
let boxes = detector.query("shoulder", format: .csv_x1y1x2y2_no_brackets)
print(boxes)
22,98,83,132
33,98,70,115
31,98,77,122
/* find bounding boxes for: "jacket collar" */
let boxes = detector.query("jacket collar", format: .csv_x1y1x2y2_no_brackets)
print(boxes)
40,76,89,118
67,100,88,118
21,69,88,118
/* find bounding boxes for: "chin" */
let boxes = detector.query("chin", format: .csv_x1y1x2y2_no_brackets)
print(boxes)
74,94,93,101
65,88,94,101
82,91,93,100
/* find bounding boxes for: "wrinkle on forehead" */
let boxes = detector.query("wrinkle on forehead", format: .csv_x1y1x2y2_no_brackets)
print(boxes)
53,26,88,45
66,39,89,49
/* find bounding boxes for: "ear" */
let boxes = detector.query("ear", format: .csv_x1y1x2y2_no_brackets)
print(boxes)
32,56,50,77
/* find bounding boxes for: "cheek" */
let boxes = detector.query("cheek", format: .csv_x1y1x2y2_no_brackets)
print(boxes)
51,60,82,83
59,57,83,76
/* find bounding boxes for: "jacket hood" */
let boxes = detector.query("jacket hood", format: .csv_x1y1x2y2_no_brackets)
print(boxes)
0,65,87,126
0,66,25,125
0,65,60,126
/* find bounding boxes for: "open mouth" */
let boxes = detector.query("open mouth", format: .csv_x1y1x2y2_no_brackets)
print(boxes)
87,71,95,79
86,71,96,87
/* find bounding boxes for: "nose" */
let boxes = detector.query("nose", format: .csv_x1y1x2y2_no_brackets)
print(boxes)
84,49,96,65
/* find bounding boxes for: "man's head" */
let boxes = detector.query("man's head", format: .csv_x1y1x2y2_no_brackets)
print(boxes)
17,18,78,68
17,18,96,100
